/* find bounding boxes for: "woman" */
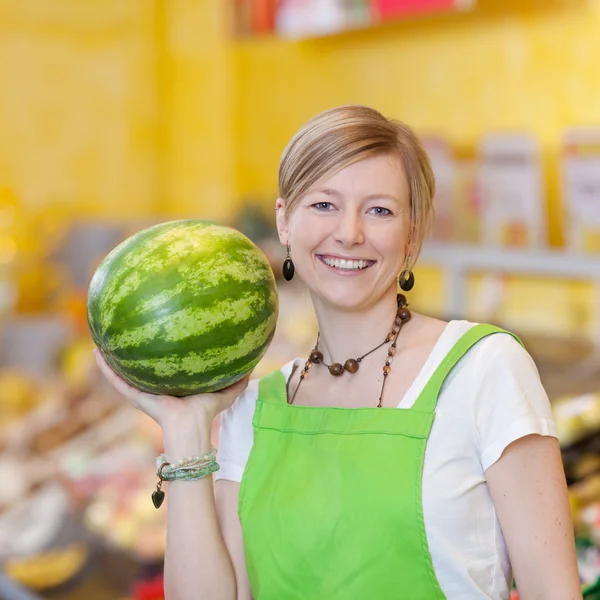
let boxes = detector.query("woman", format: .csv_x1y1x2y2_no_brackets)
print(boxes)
96,105,582,599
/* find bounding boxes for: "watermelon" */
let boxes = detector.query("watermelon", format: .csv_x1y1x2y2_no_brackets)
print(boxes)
87,220,278,396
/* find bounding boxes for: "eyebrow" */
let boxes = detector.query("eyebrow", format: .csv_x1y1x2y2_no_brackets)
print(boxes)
364,193,399,202
312,188,399,203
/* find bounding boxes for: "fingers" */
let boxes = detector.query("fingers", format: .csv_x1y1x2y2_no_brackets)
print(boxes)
93,349,152,405
217,373,251,398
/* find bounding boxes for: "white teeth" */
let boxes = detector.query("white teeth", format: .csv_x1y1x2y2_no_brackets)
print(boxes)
322,257,369,270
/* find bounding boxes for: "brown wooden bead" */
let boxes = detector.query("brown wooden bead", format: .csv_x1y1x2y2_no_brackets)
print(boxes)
344,359,359,374
309,350,323,364
398,307,411,322
397,294,407,307
383,365,391,375
329,363,344,376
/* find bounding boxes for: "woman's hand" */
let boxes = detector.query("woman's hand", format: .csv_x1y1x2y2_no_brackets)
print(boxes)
93,349,250,429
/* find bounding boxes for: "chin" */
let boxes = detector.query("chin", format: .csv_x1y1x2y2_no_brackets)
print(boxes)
312,286,374,311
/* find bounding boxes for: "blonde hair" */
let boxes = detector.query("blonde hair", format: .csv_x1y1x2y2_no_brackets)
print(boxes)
278,105,435,268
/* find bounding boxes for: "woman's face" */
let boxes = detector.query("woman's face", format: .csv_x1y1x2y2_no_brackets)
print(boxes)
277,153,411,311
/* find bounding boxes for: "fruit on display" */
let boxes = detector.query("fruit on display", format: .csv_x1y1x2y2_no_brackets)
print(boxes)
58,337,97,399
87,220,279,396
0,369,37,423
554,392,600,447
3,543,88,591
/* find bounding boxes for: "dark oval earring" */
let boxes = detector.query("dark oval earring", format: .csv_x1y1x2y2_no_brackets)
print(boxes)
398,269,415,292
282,245,295,281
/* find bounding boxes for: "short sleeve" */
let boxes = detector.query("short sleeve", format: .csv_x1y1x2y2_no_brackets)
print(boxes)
473,333,558,472
215,378,258,483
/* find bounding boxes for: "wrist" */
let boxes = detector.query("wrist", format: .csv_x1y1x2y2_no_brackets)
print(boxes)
161,403,214,432
161,413,214,461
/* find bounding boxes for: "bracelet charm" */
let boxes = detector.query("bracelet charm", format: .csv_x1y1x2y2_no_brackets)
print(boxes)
152,462,169,508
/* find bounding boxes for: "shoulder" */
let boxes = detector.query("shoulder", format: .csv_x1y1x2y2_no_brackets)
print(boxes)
436,319,536,382
425,320,555,471
431,320,547,419
464,324,538,385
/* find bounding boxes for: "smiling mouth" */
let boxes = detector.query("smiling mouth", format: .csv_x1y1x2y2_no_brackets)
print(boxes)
316,255,376,271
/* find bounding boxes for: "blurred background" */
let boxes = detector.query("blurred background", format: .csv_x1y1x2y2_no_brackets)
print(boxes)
0,0,600,598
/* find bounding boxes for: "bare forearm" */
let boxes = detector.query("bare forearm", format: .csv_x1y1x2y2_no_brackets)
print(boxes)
163,418,236,600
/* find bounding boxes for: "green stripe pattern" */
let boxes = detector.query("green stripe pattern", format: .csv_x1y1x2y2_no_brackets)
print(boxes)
87,220,279,396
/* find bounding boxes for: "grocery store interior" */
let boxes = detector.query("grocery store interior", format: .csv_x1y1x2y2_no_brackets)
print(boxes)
1,0,600,598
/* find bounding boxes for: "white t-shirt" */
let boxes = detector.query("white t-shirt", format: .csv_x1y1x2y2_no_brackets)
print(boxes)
216,320,558,600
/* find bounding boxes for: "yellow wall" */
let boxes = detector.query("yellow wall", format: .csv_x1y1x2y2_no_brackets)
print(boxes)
0,1,160,219
160,0,237,221
0,0,236,222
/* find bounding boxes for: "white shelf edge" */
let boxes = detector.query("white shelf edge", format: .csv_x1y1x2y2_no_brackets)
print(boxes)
420,244,600,280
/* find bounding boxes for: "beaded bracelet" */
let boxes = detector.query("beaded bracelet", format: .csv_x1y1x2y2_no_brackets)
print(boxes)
162,461,220,482
152,447,219,509
155,446,217,475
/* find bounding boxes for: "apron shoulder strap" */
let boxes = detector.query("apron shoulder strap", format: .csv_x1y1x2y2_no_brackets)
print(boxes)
257,369,288,404
411,324,523,413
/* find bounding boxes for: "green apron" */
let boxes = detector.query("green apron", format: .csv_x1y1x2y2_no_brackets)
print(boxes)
239,324,513,599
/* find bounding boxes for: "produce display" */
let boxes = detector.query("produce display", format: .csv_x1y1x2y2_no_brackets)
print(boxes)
3,544,89,592
87,220,279,396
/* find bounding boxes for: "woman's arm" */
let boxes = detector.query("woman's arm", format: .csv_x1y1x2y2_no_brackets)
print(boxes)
161,416,241,600
486,434,582,600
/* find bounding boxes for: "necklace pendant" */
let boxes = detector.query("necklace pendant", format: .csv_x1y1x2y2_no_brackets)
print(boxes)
329,363,344,376
344,358,359,374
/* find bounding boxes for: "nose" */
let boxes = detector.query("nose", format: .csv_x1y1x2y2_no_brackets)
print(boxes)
334,210,364,246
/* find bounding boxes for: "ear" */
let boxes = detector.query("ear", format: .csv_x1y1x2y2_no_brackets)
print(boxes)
275,198,290,246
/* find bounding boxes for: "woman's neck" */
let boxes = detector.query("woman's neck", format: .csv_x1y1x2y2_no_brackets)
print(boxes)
311,290,400,364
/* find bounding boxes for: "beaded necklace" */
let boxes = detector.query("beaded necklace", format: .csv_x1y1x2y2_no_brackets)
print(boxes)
289,295,412,408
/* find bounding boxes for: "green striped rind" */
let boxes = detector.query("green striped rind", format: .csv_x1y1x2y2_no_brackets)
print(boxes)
87,220,278,396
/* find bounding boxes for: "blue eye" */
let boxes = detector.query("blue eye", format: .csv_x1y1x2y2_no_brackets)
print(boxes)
312,202,334,211
370,207,392,216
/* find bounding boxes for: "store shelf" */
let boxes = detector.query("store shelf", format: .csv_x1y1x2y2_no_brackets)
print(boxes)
419,243,600,351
